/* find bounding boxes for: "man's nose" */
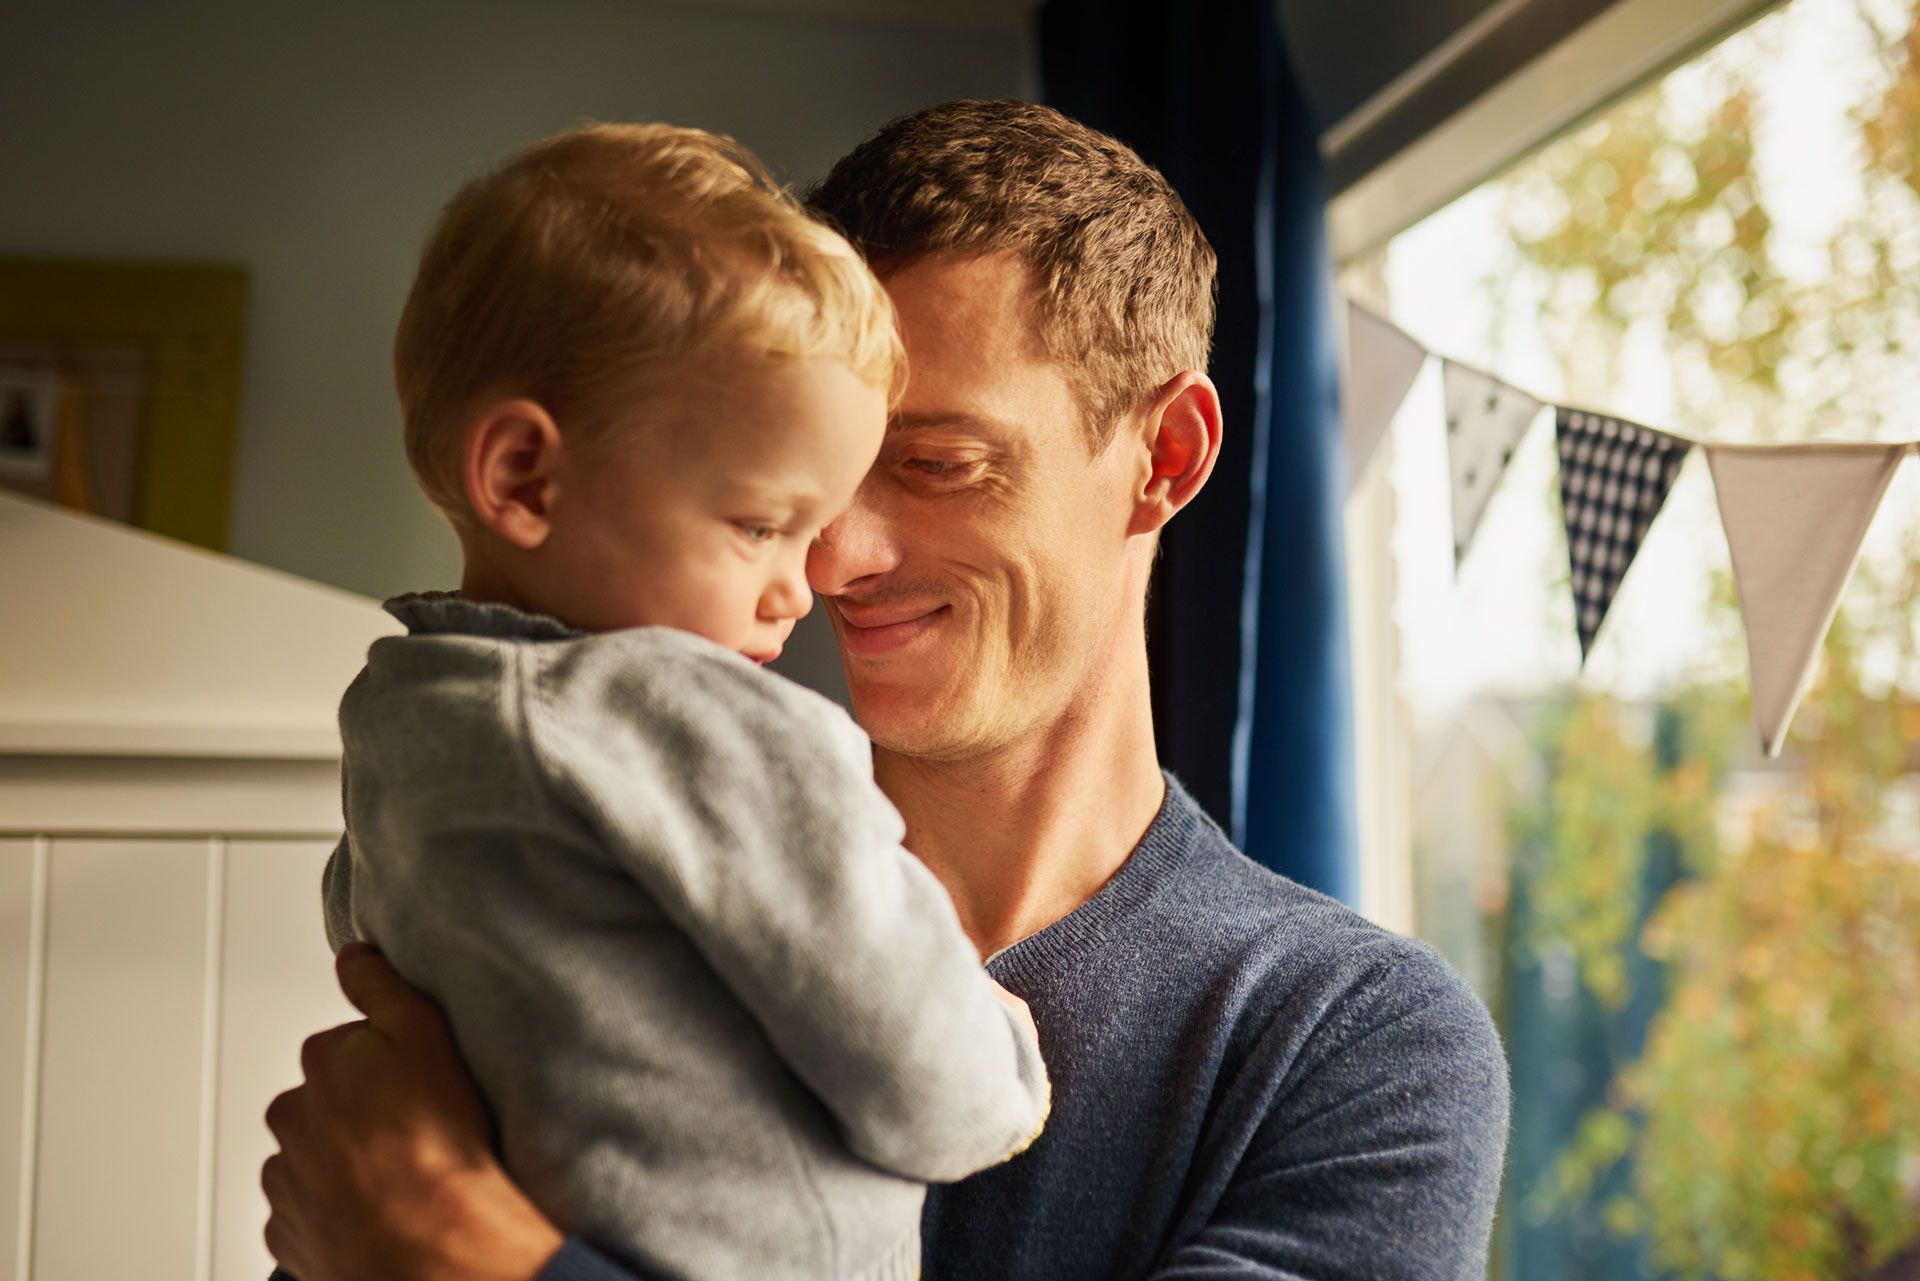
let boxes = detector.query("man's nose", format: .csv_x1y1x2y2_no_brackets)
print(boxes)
808,486,900,595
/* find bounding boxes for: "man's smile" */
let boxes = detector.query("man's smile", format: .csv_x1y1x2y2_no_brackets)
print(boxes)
831,599,951,659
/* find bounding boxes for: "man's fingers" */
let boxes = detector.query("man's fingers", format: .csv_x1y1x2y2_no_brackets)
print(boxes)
264,1087,302,1143
260,1151,293,1206
335,942,428,1031
263,1209,301,1273
262,1216,291,1267
262,1153,304,1270
297,1020,366,1083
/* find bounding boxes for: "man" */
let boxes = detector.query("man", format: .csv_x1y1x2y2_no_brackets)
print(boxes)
264,100,1509,1281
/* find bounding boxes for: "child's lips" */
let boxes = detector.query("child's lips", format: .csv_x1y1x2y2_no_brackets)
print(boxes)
742,648,782,666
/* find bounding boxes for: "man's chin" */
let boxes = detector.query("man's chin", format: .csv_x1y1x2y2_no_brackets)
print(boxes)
846,681,969,756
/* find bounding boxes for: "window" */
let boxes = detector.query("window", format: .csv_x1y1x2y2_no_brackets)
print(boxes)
1343,0,1920,1276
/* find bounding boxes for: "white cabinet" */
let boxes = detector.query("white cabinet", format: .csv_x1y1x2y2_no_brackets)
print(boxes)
0,491,394,1279
0,789,356,1281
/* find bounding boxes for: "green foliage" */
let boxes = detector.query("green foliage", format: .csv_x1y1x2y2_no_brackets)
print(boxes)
1629,819,1920,1280
1505,697,1663,1009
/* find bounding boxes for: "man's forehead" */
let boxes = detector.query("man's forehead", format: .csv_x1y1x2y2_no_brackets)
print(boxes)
881,254,1074,437
883,252,1047,350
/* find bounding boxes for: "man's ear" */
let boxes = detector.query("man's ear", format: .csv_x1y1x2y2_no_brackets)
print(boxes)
1128,371,1222,537
462,398,566,550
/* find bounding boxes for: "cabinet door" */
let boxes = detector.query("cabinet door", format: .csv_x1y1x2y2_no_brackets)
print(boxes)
34,839,213,1278
210,840,347,1281
0,839,45,1281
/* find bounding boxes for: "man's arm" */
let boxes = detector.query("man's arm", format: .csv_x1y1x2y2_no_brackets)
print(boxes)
1147,949,1510,1280
272,1242,637,1281
262,945,566,1281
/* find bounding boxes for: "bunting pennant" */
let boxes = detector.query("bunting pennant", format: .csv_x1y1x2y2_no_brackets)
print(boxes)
1556,408,1692,662
1706,442,1908,757
1342,302,1428,489
1443,362,1544,567
1335,295,1920,729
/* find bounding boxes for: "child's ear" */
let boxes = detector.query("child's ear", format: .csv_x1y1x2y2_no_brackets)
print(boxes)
1127,371,1222,538
462,399,566,550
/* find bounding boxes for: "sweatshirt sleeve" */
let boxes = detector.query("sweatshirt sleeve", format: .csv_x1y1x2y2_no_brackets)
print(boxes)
519,635,1049,1184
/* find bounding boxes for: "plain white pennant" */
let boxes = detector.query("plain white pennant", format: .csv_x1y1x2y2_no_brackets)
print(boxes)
1340,302,1427,490
1706,441,1911,757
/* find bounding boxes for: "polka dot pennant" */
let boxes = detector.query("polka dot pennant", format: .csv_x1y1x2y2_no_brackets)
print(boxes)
1442,361,1545,571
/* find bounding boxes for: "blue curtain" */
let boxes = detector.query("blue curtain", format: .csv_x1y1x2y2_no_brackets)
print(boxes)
1040,0,1358,901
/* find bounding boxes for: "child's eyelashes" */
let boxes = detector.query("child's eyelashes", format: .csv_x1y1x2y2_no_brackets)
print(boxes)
732,520,781,544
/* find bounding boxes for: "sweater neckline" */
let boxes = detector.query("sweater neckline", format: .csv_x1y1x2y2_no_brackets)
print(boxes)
987,772,1210,980
383,591,585,642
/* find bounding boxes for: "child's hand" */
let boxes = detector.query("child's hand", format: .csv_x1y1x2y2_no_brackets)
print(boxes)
990,977,1039,1042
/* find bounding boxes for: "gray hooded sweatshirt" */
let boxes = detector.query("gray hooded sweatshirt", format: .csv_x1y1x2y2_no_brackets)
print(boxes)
325,593,1049,1281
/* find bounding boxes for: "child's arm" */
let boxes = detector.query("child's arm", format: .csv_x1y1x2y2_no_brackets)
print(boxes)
524,637,1049,1184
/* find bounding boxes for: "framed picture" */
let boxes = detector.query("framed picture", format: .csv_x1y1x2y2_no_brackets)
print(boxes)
0,367,59,482
0,257,249,551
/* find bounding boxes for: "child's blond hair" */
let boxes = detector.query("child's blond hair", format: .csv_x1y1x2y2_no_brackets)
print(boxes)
395,123,905,523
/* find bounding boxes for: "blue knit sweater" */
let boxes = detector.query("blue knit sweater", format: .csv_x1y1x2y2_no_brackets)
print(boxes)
534,774,1509,1281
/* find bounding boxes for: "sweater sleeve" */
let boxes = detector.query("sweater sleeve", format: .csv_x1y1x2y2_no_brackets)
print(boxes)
269,1238,647,1281
535,1238,651,1281
1147,945,1510,1280
320,756,358,954
319,832,357,954
520,635,1049,1184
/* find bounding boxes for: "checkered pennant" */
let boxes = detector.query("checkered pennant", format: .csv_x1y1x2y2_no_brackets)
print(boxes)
1556,407,1691,661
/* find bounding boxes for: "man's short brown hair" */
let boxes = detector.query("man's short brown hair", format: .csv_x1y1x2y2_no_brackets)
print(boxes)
806,99,1217,446
396,123,902,523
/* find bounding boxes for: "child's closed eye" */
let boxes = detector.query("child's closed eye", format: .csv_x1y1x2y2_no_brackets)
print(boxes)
733,520,780,543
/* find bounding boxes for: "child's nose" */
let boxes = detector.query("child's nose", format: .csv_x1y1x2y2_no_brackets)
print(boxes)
763,562,814,622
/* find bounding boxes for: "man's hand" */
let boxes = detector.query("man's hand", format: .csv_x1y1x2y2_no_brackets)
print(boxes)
262,942,565,1281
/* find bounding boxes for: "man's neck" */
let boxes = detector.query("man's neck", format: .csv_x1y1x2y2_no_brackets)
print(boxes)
873,640,1166,959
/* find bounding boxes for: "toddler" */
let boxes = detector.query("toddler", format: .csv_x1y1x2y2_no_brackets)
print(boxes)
320,124,1049,1281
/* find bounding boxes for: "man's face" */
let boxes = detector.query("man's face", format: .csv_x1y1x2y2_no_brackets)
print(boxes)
808,252,1144,758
